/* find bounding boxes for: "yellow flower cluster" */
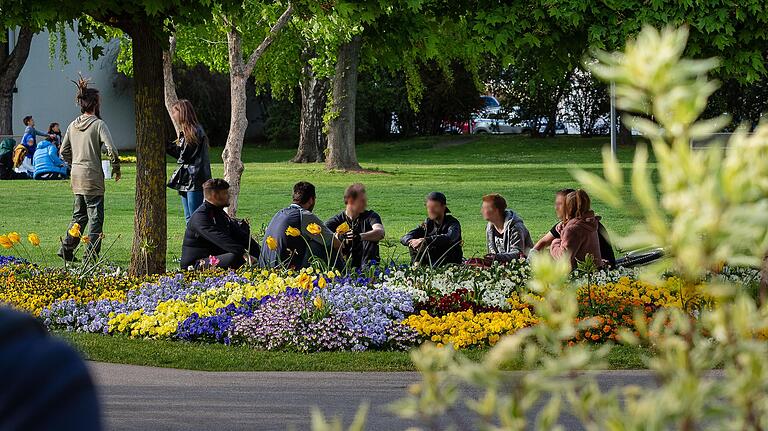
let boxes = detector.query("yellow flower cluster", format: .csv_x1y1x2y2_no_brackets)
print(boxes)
403,308,538,349
0,266,135,315
579,276,704,310
108,269,333,338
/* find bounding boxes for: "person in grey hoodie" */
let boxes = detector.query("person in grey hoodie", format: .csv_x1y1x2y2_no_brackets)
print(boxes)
58,77,120,261
481,193,533,263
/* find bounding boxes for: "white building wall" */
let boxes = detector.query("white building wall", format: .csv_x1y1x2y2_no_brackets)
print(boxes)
11,27,136,150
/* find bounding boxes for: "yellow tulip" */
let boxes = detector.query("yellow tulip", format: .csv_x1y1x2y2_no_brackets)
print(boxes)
82,236,91,244
0,235,12,249
317,276,327,289
68,223,81,238
335,222,351,234
266,236,278,251
306,223,322,235
313,296,324,309
285,226,301,237
7,232,20,244
27,233,40,247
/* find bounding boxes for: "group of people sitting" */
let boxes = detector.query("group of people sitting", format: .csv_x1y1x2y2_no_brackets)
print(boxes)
180,178,615,271
0,116,68,180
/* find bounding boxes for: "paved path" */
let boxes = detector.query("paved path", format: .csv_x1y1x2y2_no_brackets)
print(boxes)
89,362,722,431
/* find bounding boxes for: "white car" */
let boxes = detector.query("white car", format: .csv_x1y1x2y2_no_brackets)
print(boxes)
472,117,523,134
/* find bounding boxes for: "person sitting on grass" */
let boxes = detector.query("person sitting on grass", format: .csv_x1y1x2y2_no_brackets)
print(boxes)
532,188,615,267
181,179,260,269
401,192,463,267
259,181,342,269
325,183,385,269
481,193,532,264
549,189,604,270
33,137,69,180
0,138,28,180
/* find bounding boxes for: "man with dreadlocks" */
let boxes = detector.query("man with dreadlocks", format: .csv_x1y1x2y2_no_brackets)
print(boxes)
58,76,121,261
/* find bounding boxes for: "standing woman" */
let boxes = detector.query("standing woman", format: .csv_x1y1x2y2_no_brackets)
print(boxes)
167,100,212,224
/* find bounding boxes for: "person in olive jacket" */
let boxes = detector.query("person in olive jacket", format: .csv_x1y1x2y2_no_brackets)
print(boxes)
167,99,212,224
401,192,463,267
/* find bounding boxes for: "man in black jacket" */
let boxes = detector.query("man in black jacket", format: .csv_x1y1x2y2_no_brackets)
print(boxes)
180,179,260,269
326,183,385,269
401,192,463,266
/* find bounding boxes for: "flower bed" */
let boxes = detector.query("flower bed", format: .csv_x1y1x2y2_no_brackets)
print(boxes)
0,255,761,352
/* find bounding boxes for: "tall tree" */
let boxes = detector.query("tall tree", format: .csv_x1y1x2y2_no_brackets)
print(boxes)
0,27,33,136
3,1,239,275
165,1,293,215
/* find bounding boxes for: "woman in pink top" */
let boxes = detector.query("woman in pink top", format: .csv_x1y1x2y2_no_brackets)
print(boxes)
550,189,603,270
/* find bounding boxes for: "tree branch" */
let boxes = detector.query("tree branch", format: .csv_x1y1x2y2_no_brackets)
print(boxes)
243,3,293,76
163,34,180,135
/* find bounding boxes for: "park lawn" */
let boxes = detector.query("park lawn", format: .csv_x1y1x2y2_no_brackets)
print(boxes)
57,331,649,371
0,135,645,268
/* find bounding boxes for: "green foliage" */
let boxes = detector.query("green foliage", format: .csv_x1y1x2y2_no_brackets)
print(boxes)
314,25,768,431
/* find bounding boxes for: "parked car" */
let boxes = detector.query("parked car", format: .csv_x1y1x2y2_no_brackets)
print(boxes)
472,117,523,134
519,118,568,135
479,95,502,115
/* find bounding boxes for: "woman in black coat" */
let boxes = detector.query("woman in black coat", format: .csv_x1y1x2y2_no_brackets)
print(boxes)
167,99,212,224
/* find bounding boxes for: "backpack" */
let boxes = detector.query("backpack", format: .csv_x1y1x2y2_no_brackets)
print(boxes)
12,144,27,169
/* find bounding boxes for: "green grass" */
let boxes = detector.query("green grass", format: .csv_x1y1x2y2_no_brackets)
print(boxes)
57,331,650,371
0,135,644,268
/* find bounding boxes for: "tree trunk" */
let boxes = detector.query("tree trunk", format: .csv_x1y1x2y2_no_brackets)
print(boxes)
221,5,293,215
162,35,179,135
0,27,34,136
127,22,168,275
292,51,328,163
618,110,634,145
221,26,248,217
326,35,362,171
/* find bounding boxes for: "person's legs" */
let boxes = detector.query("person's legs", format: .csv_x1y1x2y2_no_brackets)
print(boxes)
83,195,105,256
180,192,191,223
58,195,88,260
186,190,204,217
215,252,245,269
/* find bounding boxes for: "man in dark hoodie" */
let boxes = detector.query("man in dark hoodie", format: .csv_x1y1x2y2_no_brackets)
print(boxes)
481,193,533,263
58,78,120,261
401,192,463,267
181,179,260,269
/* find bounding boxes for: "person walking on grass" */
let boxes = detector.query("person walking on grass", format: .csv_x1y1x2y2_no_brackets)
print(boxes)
58,77,120,262
167,99,212,224
401,192,463,267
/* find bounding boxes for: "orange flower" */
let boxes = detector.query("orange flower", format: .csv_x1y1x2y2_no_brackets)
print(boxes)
591,334,600,341
603,325,611,333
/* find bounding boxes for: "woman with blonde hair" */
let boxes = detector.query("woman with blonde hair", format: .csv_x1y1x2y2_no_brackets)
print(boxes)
167,99,212,224
550,189,603,269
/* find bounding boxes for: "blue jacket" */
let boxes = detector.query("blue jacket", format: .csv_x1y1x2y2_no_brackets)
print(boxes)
33,141,68,178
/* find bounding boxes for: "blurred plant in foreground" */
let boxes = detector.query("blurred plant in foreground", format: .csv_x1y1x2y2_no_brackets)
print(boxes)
312,25,768,430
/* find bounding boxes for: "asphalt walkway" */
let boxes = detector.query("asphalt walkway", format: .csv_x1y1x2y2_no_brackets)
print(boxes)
89,362,721,430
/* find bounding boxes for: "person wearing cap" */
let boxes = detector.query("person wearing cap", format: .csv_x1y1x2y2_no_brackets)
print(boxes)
325,183,385,269
401,192,463,266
